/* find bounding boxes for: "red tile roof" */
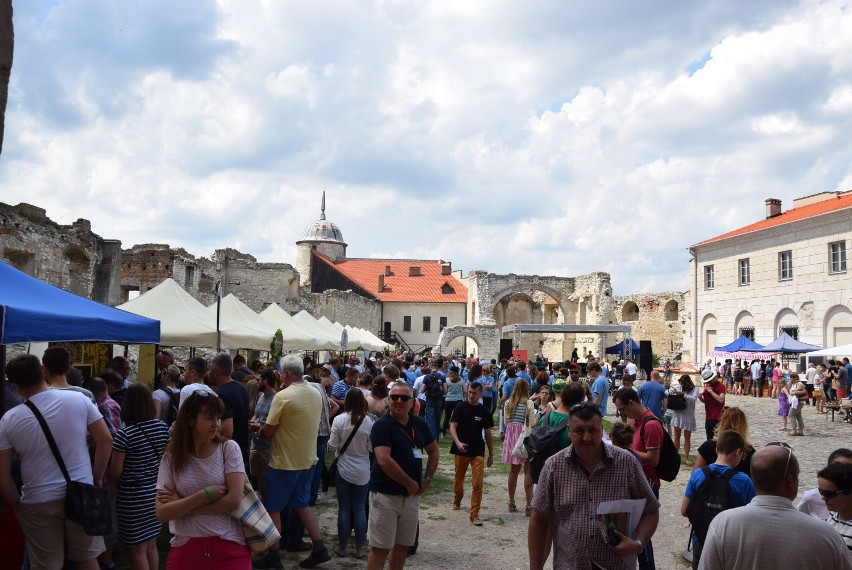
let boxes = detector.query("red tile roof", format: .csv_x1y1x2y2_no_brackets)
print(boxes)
313,254,468,303
694,193,852,247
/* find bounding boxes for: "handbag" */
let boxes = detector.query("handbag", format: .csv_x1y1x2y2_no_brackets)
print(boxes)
667,393,687,411
24,400,112,536
511,400,535,458
231,480,280,553
326,414,366,487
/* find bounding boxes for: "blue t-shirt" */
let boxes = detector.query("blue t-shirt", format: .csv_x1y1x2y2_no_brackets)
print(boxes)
637,381,668,419
517,371,533,383
685,463,756,507
502,378,517,398
591,376,610,415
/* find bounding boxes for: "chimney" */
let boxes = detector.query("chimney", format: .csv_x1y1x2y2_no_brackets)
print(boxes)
441,262,451,275
409,266,421,277
378,274,385,292
384,265,392,277
765,198,782,219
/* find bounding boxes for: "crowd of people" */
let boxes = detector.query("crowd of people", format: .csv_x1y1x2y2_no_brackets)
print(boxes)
0,347,851,570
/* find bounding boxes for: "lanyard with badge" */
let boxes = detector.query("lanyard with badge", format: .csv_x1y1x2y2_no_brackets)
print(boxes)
397,422,423,459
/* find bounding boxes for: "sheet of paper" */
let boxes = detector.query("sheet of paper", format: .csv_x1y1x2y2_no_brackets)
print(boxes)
596,499,646,538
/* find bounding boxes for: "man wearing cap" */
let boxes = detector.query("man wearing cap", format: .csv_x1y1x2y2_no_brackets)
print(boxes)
698,368,726,441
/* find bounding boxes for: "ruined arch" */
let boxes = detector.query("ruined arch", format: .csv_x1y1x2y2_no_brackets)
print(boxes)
436,325,499,360
663,300,678,321
621,301,639,322
486,284,572,325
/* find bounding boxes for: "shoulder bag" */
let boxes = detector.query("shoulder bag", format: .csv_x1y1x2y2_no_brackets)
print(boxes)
326,414,366,487
223,442,281,553
24,400,112,536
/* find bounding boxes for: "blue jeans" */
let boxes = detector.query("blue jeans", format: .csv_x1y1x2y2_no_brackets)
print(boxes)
335,472,368,548
310,435,329,506
425,398,443,440
638,481,658,570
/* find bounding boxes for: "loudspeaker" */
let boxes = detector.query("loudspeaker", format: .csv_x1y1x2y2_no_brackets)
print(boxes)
499,339,513,360
639,340,653,375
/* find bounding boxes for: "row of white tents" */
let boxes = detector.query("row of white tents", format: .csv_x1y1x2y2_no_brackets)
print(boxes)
117,278,390,352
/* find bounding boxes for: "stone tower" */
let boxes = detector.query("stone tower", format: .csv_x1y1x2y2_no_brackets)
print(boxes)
295,192,347,287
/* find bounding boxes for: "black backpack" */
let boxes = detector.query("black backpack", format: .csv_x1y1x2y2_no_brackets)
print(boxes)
524,412,568,483
685,467,737,541
639,416,681,482
164,387,181,426
424,373,444,401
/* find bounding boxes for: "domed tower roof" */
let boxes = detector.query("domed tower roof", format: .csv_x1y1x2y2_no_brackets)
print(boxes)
297,191,346,244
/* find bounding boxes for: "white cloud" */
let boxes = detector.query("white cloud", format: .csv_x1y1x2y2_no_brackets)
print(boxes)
3,0,852,295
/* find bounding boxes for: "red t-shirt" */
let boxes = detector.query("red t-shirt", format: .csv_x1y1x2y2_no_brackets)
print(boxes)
703,380,726,421
632,408,663,488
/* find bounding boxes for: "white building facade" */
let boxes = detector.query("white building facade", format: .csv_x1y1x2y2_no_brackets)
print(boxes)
685,192,852,363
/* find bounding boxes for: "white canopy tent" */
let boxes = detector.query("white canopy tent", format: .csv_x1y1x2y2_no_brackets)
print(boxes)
344,325,387,351
804,343,852,367
293,311,345,350
117,278,237,347
260,303,339,351
357,328,391,350
204,294,308,350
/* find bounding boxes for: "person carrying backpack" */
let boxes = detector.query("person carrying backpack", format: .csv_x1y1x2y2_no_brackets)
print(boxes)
420,371,446,441
681,429,755,569
152,365,182,425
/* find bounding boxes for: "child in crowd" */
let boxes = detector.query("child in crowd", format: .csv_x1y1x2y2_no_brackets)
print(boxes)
777,380,791,431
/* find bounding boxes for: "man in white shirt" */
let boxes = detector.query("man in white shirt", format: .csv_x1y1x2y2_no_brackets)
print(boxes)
411,365,432,417
698,445,852,570
0,354,113,570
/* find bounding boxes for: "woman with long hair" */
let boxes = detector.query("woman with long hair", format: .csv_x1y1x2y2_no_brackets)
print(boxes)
367,371,390,419
111,384,170,570
155,389,249,569
501,379,534,514
153,365,182,422
692,406,755,475
328,389,374,559
441,369,465,436
669,374,699,466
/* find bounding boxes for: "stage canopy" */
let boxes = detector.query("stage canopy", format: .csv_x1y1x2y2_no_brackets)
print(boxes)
1,260,159,344
605,339,641,355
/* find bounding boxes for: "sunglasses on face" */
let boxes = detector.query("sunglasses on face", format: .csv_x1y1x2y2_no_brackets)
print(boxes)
389,394,412,402
818,487,851,498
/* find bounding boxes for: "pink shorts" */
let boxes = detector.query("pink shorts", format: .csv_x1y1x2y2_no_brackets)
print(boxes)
166,537,251,570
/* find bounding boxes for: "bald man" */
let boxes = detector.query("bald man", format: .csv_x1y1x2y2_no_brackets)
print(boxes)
698,445,852,570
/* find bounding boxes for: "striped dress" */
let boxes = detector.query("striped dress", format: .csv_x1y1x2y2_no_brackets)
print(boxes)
112,419,170,546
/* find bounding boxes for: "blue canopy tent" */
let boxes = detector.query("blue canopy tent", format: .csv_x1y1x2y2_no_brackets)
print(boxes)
1,260,160,414
713,335,765,352
754,332,822,354
605,339,640,355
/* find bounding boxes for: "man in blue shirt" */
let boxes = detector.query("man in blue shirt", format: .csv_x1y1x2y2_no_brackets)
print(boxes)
589,362,611,416
637,370,668,419
516,361,533,383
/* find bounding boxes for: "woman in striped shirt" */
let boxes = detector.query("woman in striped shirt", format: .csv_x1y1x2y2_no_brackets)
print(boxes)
111,384,170,570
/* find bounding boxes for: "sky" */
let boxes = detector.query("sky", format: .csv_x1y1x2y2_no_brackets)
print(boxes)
3,0,852,295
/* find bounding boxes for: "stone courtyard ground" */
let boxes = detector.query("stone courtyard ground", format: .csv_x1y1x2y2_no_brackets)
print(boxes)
116,393,851,569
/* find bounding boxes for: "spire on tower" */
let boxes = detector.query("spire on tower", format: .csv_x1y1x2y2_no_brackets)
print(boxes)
320,191,326,221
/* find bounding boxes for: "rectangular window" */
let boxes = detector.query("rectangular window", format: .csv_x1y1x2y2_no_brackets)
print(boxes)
739,327,755,341
829,241,847,273
185,265,195,285
439,316,448,330
738,258,750,285
403,316,411,332
778,251,793,281
422,316,431,332
779,326,799,340
704,265,714,289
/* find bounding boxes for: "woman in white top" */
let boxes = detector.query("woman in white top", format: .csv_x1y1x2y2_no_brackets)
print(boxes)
328,389,374,559
152,364,181,422
669,374,700,466
155,389,249,569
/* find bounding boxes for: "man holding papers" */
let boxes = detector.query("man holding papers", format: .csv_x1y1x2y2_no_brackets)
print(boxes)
527,402,660,570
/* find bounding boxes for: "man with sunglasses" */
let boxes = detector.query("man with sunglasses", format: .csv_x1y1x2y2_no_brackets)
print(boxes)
698,445,852,569
528,402,659,570
368,382,439,570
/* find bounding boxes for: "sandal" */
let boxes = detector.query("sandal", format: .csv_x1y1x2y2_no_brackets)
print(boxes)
525,505,532,517
508,502,518,513
335,546,348,557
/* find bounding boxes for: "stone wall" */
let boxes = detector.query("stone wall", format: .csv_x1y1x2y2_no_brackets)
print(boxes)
0,202,122,305
466,270,616,361
613,291,686,361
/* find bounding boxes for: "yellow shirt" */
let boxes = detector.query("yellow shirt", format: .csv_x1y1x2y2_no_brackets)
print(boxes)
266,381,321,471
